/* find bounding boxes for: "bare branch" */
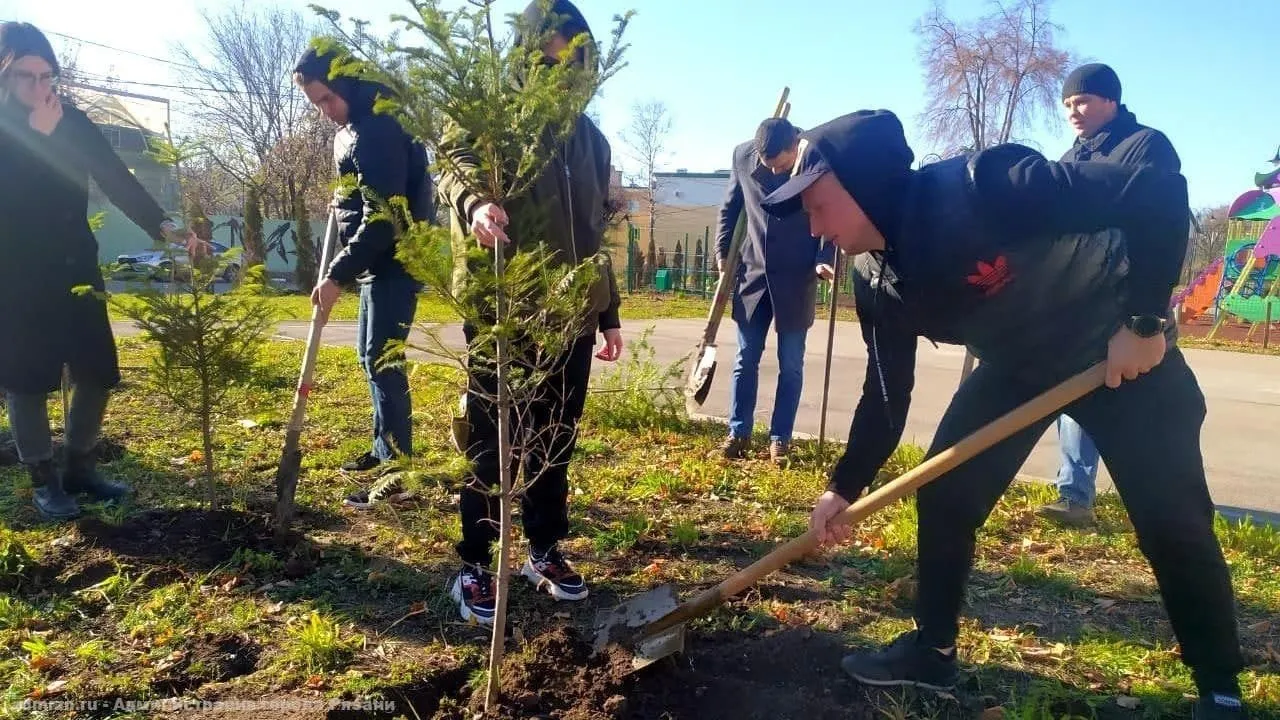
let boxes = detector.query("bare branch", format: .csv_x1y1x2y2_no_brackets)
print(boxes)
916,0,1074,153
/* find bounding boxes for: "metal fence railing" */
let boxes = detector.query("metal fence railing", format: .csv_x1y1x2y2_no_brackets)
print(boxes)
616,223,856,307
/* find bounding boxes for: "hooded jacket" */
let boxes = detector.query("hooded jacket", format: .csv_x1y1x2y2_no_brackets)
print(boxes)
436,0,621,338
1062,105,1180,172
823,145,1189,501
295,48,434,285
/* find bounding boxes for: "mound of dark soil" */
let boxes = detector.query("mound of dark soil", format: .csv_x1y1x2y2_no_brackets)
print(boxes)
443,625,635,720
628,626,879,720
77,508,276,569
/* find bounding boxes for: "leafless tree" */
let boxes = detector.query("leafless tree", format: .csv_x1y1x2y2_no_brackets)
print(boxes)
1186,204,1231,284
916,0,1074,155
623,99,671,247
173,3,325,270
262,113,335,285
180,154,245,218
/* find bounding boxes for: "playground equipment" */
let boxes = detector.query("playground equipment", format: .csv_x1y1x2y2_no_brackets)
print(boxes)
1203,187,1280,338
1172,150,1280,339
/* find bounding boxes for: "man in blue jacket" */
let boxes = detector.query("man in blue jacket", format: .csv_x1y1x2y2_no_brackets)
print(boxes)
716,117,835,463
1042,62,1183,527
294,45,434,508
763,110,1247,719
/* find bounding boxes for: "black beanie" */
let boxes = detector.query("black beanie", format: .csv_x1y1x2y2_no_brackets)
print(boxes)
761,110,915,245
0,22,60,76
1062,63,1121,103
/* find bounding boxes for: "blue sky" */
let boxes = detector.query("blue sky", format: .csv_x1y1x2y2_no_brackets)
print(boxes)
4,0,1277,209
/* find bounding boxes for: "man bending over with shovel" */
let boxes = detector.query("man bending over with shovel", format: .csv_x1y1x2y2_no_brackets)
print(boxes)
760,110,1247,719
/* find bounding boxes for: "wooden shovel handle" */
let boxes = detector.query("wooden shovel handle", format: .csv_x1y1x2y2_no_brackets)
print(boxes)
642,361,1108,637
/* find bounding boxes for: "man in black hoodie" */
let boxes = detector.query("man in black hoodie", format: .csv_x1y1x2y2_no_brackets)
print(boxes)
761,111,1247,719
294,45,434,508
436,0,623,627
1041,62,1183,527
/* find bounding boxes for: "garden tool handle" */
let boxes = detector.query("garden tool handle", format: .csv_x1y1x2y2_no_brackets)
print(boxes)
640,361,1108,639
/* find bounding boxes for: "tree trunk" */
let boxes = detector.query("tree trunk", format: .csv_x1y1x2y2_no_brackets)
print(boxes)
292,188,317,290
485,244,513,711
201,404,217,511
193,285,218,511
243,184,267,272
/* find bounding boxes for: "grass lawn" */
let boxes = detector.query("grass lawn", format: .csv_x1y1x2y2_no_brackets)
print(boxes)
105,290,859,325
0,337,1276,719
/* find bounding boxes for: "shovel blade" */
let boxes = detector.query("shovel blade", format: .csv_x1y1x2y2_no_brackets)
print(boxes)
592,584,684,670
684,345,718,408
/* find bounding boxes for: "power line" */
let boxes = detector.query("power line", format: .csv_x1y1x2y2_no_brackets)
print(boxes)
37,25,211,75
71,69,307,102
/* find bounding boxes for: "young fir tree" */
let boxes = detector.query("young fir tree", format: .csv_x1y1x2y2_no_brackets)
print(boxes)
310,0,631,709
98,138,276,510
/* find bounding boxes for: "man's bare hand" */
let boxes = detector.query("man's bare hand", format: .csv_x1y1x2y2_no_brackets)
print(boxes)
470,203,510,248
809,491,853,547
1105,326,1166,389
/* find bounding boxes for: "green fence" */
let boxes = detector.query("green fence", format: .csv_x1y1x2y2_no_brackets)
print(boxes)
619,222,856,306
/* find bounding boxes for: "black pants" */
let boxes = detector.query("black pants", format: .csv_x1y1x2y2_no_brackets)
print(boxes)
455,327,595,567
914,348,1243,690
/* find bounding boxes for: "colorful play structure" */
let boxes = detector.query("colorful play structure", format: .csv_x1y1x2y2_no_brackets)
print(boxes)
1172,149,1280,339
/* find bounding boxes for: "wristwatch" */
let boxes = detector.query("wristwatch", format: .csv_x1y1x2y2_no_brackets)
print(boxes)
1125,314,1167,338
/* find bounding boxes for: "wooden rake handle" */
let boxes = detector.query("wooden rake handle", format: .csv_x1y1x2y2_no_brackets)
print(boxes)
643,361,1108,638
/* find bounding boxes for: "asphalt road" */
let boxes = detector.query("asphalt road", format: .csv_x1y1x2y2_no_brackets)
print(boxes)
114,318,1280,519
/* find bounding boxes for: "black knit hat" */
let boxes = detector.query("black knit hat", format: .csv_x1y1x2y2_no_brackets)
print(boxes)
760,109,915,243
0,22,60,76
1062,63,1121,103
755,117,799,161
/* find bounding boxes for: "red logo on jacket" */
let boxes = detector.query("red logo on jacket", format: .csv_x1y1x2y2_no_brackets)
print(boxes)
966,256,1012,297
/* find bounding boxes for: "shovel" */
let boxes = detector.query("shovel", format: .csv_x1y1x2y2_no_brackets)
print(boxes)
273,209,339,532
597,360,1108,669
684,87,792,410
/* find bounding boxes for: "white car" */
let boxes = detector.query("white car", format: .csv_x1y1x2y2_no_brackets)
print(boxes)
113,241,241,283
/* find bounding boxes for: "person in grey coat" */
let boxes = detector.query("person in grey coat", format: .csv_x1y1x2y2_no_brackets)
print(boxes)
716,118,835,463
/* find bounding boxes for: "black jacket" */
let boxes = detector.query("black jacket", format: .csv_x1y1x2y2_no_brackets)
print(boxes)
1061,106,1180,172
437,0,622,339
717,140,835,333
327,79,434,285
828,144,1190,501
0,99,168,394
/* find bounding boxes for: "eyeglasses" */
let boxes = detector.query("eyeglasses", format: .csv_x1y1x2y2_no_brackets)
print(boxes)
10,70,58,89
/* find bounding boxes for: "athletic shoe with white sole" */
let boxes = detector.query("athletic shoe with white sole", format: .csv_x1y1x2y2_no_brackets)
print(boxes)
840,630,959,691
521,545,588,601
449,566,496,626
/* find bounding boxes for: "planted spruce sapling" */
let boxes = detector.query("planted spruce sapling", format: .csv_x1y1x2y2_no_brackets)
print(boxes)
89,137,276,510
310,0,632,709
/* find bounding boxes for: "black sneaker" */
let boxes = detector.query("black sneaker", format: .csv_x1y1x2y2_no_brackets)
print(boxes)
840,630,959,691
342,476,412,509
341,452,383,472
450,566,496,626
1194,694,1248,719
522,545,588,601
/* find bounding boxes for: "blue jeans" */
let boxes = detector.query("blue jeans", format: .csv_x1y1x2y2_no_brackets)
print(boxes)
356,273,420,461
727,297,807,442
1055,414,1099,506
